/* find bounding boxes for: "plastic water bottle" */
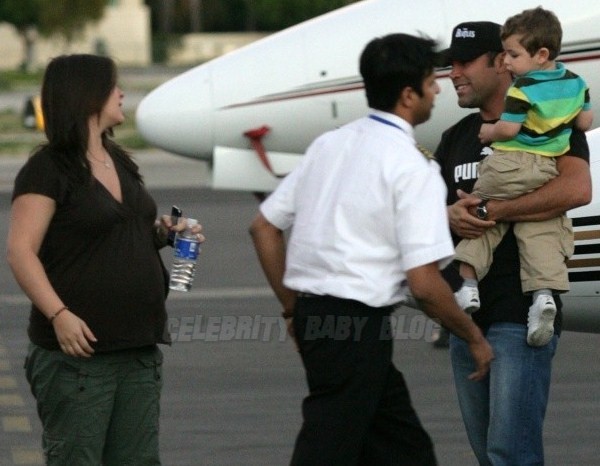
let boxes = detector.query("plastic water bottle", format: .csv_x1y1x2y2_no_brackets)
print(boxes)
169,219,200,292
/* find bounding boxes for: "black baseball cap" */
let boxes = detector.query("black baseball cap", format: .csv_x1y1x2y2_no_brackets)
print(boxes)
440,21,503,66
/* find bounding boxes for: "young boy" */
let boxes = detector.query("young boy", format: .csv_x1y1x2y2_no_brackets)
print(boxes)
453,7,593,346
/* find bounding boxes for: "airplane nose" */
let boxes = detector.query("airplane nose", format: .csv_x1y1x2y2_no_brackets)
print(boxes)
135,68,214,159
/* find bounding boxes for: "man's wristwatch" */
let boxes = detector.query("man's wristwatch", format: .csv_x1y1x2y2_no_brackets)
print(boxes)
476,199,489,220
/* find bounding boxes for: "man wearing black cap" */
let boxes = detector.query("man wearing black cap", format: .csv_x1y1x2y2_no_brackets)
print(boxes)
435,21,591,465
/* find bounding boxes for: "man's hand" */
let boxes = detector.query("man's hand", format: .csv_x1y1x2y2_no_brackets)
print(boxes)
481,155,591,223
467,337,494,381
448,190,495,239
407,264,494,381
281,303,298,351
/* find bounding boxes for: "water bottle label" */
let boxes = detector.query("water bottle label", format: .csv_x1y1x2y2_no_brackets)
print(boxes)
174,237,200,260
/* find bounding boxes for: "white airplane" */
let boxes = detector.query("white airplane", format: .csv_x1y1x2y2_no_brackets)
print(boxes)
136,0,600,332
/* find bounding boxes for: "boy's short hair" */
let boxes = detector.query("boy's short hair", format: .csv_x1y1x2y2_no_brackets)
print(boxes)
501,7,562,60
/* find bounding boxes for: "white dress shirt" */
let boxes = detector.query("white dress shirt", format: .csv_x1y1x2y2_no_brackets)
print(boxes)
260,110,454,307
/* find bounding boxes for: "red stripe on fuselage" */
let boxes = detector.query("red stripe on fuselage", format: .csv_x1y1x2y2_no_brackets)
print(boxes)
220,51,600,111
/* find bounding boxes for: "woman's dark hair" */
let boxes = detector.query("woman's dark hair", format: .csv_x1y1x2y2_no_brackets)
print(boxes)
360,33,438,112
38,54,140,183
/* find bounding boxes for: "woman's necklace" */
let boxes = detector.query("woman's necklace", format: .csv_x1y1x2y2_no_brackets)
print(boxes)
88,151,112,169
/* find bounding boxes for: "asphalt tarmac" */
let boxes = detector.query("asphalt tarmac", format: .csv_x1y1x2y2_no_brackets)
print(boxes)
0,151,599,465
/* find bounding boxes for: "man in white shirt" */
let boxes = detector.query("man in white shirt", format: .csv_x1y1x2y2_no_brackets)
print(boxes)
250,33,493,466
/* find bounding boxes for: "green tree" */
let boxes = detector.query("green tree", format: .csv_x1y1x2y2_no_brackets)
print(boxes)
205,0,362,32
250,0,362,31
38,0,106,44
144,0,362,33
0,0,40,70
0,0,106,71
142,0,361,61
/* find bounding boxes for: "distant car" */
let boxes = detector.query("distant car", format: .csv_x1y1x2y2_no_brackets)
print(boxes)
22,95,44,131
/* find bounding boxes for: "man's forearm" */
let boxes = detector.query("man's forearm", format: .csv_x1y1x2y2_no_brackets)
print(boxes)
407,265,484,343
488,155,591,222
249,214,296,311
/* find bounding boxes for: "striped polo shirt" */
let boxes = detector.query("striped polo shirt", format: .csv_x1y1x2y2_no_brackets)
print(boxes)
493,62,591,156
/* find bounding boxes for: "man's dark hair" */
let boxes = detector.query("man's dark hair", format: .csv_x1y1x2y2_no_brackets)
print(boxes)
360,33,438,112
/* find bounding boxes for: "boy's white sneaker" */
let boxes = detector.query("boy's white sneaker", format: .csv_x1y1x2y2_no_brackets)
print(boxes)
527,295,557,347
454,285,480,314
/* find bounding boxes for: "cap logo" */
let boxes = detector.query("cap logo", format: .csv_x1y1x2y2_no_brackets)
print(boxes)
455,28,476,39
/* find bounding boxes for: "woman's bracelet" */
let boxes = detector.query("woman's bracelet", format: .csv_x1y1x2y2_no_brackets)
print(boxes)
49,306,69,323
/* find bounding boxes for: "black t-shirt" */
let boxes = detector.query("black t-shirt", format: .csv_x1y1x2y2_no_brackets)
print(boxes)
435,112,590,333
13,149,170,352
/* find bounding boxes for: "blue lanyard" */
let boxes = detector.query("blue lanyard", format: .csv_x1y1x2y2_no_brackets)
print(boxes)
369,114,405,133
369,114,434,159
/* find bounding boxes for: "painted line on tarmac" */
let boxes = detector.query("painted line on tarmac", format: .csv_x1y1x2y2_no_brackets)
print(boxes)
0,336,43,465
1,286,275,306
168,286,274,300
0,286,275,464
2,416,32,432
10,448,43,465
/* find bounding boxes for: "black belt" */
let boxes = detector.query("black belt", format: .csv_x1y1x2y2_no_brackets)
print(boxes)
294,293,393,315
297,292,322,298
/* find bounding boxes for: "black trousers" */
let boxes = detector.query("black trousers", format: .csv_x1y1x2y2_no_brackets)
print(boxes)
290,296,437,466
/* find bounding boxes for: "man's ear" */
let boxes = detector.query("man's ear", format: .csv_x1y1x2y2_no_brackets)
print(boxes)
399,86,416,107
495,52,508,73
